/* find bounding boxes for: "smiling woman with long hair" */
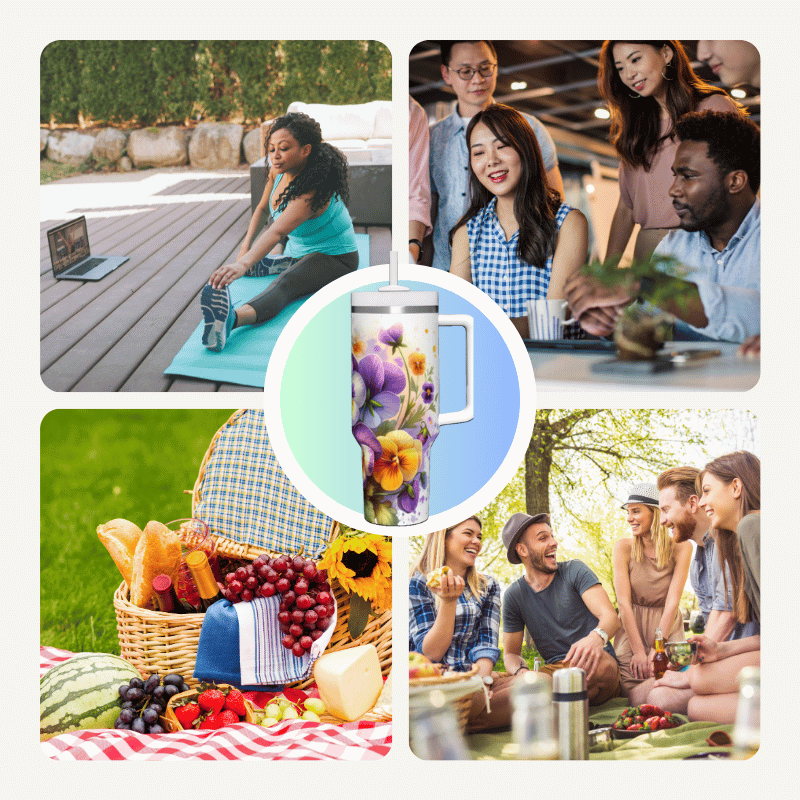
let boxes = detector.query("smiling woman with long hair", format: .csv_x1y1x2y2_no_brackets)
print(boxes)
686,451,760,723
448,103,587,338
598,40,741,261
409,517,520,732
612,483,692,705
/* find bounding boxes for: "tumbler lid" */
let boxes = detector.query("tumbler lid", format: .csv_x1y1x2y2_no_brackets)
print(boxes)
352,251,438,311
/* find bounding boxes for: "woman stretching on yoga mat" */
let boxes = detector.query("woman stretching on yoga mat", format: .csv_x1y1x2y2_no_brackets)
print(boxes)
200,112,359,351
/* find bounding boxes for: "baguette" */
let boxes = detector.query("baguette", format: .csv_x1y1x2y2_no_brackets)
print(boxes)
130,521,182,609
96,518,142,586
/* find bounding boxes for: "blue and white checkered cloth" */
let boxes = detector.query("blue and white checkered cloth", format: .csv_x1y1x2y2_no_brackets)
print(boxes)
467,199,572,318
194,410,333,558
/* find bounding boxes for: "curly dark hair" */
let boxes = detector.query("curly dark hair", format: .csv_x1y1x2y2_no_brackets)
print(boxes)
598,40,739,170
676,110,761,194
450,104,562,268
265,112,350,214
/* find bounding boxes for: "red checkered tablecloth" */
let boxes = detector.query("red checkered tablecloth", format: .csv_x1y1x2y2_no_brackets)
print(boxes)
40,647,392,761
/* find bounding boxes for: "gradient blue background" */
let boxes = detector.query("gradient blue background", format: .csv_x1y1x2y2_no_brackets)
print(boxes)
279,280,521,517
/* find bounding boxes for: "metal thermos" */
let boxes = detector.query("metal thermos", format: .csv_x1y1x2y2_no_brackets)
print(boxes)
552,667,589,760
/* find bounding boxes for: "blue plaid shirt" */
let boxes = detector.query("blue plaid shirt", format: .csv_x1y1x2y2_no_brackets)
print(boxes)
409,571,501,672
467,199,572,318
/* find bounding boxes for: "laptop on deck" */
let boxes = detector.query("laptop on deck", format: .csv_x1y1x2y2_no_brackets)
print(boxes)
47,216,129,281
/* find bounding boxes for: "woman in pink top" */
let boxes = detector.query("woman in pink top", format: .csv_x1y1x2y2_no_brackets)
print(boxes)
598,41,741,261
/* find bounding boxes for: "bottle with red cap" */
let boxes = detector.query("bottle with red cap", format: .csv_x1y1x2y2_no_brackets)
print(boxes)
152,574,194,613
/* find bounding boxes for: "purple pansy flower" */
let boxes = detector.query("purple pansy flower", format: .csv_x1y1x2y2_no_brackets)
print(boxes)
378,323,405,353
421,382,434,403
356,353,406,428
353,422,382,484
398,475,422,513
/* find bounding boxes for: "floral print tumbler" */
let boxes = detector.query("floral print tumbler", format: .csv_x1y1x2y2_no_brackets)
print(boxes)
351,258,473,526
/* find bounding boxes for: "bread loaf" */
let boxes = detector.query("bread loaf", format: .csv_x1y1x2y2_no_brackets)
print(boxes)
96,518,142,586
130,521,182,609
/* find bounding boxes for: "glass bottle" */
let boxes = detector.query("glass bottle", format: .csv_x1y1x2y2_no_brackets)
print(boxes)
410,691,470,760
151,574,192,613
652,627,669,679
185,550,223,611
512,671,558,760
731,666,760,759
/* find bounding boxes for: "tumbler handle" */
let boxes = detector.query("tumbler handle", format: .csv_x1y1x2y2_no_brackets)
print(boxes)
438,315,474,426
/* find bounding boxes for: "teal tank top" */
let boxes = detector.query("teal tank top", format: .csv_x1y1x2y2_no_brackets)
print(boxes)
270,173,357,258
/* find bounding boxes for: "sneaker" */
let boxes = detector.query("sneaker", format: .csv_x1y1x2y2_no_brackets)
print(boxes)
200,284,235,352
247,254,296,277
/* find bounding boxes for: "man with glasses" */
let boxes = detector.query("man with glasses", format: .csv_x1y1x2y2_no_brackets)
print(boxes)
427,41,564,270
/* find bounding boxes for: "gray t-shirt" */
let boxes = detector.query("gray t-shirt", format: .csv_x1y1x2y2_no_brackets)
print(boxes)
503,560,605,663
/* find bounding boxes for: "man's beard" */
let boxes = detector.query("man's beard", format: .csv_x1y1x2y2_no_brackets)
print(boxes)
526,549,558,574
671,516,697,543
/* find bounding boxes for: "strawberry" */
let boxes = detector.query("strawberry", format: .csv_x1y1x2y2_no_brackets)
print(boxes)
198,689,226,714
659,716,677,729
218,710,240,726
173,702,201,729
645,715,662,729
639,704,664,717
224,689,247,717
198,712,223,729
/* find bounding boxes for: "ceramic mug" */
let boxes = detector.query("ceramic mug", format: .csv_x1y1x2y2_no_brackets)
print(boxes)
351,286,473,526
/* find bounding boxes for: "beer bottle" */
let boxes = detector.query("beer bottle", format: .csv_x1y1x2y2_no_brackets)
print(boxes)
185,550,223,611
652,628,669,679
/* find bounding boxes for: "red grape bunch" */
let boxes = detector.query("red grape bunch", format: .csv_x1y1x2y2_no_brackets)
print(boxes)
222,554,335,658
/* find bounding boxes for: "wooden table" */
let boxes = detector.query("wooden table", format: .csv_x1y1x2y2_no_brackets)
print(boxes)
528,341,759,392
40,168,390,392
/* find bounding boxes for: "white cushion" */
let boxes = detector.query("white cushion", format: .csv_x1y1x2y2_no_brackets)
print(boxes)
287,101,374,141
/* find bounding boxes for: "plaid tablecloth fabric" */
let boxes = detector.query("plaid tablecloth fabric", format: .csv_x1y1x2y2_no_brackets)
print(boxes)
193,410,334,558
40,647,391,761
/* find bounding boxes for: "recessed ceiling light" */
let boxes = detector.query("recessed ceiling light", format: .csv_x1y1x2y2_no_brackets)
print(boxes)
595,107,610,119
510,81,527,91
731,88,747,99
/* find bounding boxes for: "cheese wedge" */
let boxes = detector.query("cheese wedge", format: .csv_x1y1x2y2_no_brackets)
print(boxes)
313,644,383,721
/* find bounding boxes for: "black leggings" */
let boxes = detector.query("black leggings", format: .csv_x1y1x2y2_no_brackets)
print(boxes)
246,250,359,324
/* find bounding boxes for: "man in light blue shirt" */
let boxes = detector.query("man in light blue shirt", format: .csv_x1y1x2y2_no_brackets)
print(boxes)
565,111,760,343
428,41,563,271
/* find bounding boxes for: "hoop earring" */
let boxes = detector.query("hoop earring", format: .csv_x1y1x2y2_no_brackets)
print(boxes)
661,62,674,81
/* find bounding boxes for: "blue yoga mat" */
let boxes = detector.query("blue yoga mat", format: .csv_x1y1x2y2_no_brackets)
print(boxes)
164,234,370,387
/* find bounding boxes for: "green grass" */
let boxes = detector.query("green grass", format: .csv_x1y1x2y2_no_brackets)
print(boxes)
40,409,236,654
40,158,86,184
494,642,541,673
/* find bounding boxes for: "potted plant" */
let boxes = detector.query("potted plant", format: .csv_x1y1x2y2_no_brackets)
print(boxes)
580,253,690,360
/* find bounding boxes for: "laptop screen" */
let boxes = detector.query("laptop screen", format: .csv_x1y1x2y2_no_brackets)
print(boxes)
48,217,91,275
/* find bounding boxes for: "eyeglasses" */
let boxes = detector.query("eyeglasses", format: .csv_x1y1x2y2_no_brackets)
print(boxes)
448,63,497,81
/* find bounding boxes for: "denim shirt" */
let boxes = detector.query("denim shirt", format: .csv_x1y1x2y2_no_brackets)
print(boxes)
654,198,760,342
428,104,558,271
689,530,716,618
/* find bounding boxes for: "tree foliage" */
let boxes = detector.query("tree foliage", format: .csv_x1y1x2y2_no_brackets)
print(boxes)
41,41,392,126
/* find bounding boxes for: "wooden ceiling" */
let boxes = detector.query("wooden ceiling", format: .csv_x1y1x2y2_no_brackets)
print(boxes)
410,40,761,146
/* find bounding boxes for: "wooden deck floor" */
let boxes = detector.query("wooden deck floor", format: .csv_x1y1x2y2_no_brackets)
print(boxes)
40,169,390,392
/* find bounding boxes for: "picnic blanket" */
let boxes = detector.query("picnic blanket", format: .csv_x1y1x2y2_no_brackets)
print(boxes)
465,697,735,760
40,647,391,761
164,233,370,387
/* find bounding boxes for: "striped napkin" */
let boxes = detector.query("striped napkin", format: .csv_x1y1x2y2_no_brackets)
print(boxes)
237,595,337,687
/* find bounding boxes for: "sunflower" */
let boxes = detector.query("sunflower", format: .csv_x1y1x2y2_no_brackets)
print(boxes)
318,532,392,612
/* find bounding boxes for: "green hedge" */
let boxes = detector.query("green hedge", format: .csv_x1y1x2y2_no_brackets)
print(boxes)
41,40,391,126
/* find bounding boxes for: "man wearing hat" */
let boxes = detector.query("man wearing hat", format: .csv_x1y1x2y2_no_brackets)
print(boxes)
501,512,621,705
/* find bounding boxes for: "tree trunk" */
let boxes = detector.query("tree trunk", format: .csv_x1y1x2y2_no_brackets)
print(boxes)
525,421,552,515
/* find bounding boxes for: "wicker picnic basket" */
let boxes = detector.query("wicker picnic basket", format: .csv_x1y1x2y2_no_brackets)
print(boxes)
113,410,392,698
408,664,482,732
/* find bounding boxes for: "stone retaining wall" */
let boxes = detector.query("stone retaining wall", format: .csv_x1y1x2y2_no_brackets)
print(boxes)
41,123,264,170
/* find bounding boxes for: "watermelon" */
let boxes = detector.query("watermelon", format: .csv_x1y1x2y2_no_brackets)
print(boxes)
40,653,142,740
